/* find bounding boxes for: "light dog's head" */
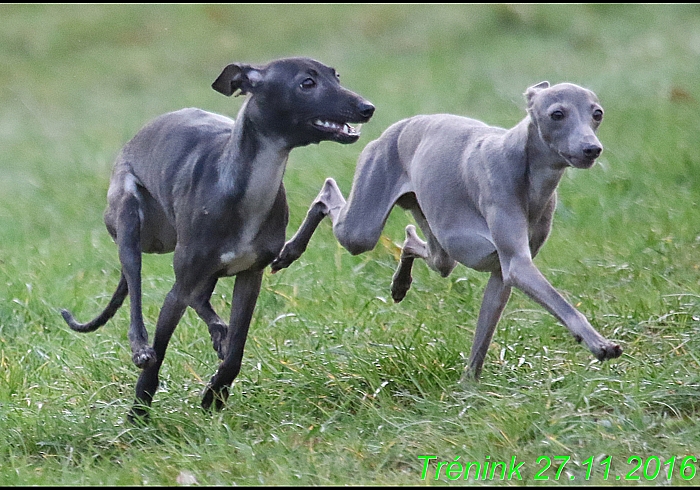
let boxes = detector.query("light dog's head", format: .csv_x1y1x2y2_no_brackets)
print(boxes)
526,81,604,169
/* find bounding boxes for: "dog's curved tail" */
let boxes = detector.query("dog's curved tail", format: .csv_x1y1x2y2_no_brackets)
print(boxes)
61,273,128,332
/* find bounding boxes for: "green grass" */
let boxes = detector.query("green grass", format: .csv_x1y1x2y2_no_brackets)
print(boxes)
2,3,700,485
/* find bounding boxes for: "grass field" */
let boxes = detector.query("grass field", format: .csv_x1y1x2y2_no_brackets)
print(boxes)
1,3,700,485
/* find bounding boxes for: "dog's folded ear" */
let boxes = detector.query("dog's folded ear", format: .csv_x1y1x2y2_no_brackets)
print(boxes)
212,63,263,97
525,81,550,107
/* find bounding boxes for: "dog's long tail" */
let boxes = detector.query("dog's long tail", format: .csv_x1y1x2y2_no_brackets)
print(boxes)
61,273,128,332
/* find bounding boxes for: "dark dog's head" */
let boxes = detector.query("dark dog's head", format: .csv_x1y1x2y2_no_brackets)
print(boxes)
526,81,604,169
213,57,375,147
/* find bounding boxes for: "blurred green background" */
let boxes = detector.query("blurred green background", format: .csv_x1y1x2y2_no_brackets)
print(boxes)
1,4,700,485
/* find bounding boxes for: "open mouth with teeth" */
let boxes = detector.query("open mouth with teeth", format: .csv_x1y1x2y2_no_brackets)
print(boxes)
312,119,363,143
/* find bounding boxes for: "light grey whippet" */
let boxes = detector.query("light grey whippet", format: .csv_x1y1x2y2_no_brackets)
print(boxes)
61,57,374,420
271,81,622,380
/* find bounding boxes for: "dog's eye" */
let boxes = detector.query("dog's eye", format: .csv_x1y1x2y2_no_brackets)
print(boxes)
550,110,565,121
300,78,316,90
592,109,603,122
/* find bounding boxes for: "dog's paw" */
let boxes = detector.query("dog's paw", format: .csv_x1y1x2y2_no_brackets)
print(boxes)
390,278,411,303
594,342,623,361
201,384,229,411
132,346,157,369
458,368,480,386
270,243,302,273
390,265,413,303
209,324,228,360
127,404,151,425
270,255,291,273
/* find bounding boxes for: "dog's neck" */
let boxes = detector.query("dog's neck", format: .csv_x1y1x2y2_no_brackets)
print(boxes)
519,116,568,221
217,98,290,207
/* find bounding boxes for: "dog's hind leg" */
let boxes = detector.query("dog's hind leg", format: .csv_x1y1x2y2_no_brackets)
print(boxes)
391,208,457,302
272,139,411,271
202,268,264,411
460,271,512,382
272,175,394,268
391,225,427,302
61,273,128,332
114,188,157,369
271,178,343,271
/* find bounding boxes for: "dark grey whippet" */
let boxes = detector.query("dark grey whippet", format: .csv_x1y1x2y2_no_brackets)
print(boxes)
271,81,622,380
61,57,374,420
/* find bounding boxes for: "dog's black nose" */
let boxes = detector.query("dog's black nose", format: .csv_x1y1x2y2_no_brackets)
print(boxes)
583,145,602,159
358,101,375,120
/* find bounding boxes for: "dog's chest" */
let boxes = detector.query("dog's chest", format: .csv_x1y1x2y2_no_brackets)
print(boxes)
219,248,258,276
213,147,288,276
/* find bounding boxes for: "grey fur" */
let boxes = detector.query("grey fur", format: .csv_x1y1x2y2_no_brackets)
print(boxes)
271,81,621,380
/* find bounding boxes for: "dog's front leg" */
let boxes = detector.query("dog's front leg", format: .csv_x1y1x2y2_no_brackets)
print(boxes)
129,284,188,422
189,277,229,360
461,271,512,382
490,212,622,362
201,268,264,411
503,253,622,361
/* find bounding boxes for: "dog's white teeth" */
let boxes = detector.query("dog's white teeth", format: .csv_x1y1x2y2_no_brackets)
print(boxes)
343,123,361,136
315,119,342,130
314,120,360,136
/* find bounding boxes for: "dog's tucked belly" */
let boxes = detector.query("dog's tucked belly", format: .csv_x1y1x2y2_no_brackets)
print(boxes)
140,220,177,253
441,231,500,272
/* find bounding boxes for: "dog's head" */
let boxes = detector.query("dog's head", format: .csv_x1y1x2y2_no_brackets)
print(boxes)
212,57,375,147
526,81,604,169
